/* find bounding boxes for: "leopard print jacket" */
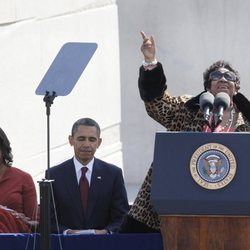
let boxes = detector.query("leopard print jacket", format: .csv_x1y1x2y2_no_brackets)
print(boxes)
128,62,250,230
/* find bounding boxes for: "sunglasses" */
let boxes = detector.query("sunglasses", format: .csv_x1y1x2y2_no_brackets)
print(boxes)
209,70,237,82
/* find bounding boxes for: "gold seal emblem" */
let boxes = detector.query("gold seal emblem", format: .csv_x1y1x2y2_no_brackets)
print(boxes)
190,143,237,190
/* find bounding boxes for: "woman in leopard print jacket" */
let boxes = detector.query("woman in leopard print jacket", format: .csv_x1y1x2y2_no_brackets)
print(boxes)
119,31,250,233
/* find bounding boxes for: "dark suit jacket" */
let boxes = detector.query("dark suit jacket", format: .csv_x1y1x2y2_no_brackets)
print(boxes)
46,158,129,233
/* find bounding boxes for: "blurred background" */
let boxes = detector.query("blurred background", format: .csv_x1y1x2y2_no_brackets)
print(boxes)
1,0,250,203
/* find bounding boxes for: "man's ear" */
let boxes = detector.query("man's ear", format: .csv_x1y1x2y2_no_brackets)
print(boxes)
68,135,73,146
97,138,102,148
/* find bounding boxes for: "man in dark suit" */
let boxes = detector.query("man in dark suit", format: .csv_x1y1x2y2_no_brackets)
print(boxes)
46,117,129,234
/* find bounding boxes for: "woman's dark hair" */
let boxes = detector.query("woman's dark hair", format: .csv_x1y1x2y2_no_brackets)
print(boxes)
71,118,101,137
0,128,13,166
203,60,240,92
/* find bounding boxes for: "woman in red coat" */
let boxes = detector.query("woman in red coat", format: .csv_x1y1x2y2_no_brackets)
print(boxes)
0,127,39,233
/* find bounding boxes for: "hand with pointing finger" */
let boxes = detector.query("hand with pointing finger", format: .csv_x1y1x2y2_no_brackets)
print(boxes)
140,31,156,62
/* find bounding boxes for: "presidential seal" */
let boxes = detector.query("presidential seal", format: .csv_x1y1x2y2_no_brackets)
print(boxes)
190,143,237,190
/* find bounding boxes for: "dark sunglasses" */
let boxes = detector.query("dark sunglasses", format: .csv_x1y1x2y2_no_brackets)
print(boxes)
209,70,237,82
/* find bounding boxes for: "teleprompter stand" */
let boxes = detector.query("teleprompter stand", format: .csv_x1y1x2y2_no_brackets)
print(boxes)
36,42,97,250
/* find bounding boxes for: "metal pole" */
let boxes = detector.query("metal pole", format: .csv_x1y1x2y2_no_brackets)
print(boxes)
39,92,56,250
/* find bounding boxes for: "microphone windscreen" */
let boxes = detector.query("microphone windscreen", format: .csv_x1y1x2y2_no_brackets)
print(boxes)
199,92,214,111
214,92,230,109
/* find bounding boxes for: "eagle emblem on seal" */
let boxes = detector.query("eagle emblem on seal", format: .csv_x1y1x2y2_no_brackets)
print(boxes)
204,154,225,179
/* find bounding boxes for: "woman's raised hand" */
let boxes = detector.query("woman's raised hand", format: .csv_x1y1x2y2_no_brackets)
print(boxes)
140,31,156,62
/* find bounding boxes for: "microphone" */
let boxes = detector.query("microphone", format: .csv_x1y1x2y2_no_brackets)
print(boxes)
199,92,215,123
214,92,230,127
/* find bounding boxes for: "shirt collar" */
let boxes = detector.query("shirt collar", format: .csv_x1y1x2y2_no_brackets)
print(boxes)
73,157,94,173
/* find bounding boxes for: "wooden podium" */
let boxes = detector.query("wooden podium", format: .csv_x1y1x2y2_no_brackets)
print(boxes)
151,132,250,250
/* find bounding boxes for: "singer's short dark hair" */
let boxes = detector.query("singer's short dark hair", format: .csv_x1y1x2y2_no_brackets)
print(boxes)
203,60,240,92
71,118,101,137
0,128,13,166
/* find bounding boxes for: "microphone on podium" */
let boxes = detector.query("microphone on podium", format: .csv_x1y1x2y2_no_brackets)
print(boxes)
214,92,230,127
199,92,215,126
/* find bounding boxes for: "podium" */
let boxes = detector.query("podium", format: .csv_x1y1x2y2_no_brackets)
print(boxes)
151,132,250,250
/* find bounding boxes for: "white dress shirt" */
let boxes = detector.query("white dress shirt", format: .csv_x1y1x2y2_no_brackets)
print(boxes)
73,156,94,185
63,157,96,235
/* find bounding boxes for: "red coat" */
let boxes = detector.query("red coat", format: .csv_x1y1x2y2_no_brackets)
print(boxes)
0,167,38,233
0,207,31,233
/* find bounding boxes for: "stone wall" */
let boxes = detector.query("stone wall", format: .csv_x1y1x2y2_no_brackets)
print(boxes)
0,0,122,195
